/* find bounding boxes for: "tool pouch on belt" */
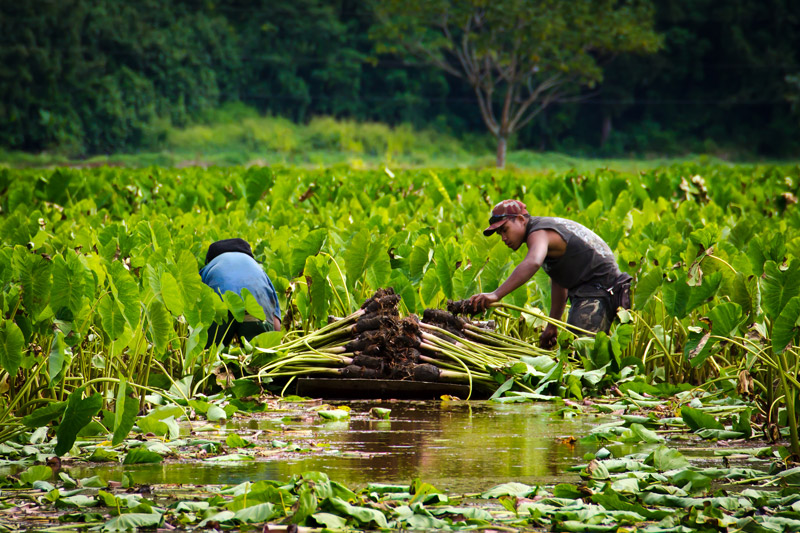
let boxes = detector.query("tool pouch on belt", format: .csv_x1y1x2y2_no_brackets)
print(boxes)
608,273,633,311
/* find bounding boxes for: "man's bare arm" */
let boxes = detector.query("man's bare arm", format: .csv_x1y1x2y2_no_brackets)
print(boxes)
469,230,550,311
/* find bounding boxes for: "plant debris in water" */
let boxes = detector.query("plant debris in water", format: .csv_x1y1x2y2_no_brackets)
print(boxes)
1,440,798,532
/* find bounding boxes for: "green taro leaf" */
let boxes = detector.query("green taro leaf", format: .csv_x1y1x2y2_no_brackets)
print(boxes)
648,446,690,471
112,384,139,446
344,229,373,293
772,296,800,353
19,465,53,484
733,407,753,438
0,318,25,377
241,288,266,321
709,301,743,337
103,512,162,531
311,513,347,529
109,261,141,328
290,228,327,278
160,271,184,317
17,248,53,320
234,502,277,523
325,497,388,528
624,423,665,443
434,242,456,300
553,483,583,499
207,405,227,422
55,387,103,456
48,330,68,382
408,234,434,283
226,434,252,448
481,482,534,498
123,448,163,464
634,268,662,310
685,327,714,368
662,272,691,319
762,260,800,321
222,290,246,323
724,272,758,319
22,401,66,428
243,167,273,208
681,406,724,431
98,295,126,341
146,300,172,352
419,267,441,308
50,253,88,317
291,486,317,525
686,271,722,314
318,409,349,420
303,255,330,328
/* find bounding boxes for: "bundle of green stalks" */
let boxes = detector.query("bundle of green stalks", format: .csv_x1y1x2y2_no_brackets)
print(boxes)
254,289,556,398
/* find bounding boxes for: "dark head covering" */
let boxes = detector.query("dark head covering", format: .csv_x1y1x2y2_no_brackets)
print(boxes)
205,238,254,265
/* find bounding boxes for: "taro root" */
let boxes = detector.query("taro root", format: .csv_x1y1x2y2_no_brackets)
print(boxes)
344,337,370,352
354,315,397,333
423,308,466,332
447,299,481,316
340,365,382,379
395,335,421,349
412,363,441,382
352,354,384,369
361,343,382,356
404,348,422,363
360,288,401,314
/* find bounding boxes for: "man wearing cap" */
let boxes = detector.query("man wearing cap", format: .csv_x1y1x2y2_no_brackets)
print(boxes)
200,238,282,346
468,200,631,349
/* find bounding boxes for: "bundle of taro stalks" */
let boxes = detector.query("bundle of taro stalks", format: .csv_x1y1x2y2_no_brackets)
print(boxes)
254,288,554,398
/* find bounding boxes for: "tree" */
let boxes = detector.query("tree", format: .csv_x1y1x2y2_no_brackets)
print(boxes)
371,0,662,167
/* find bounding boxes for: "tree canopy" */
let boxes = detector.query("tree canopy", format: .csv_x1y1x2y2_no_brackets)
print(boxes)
0,0,797,158
371,0,662,166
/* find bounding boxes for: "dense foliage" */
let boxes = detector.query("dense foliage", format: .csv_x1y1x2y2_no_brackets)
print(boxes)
1,0,798,157
1,163,800,530
1,164,800,447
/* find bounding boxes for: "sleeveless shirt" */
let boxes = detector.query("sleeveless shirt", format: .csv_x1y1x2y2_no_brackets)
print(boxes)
525,217,622,298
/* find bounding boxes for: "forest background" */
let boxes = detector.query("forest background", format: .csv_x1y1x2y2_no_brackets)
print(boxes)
1,0,799,164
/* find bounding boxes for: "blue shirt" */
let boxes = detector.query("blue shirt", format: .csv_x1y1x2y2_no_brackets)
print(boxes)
199,252,281,320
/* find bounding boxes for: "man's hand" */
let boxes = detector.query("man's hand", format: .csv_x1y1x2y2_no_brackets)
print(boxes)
539,324,558,349
467,292,499,314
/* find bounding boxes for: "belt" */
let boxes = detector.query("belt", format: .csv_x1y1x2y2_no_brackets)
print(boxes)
243,314,263,323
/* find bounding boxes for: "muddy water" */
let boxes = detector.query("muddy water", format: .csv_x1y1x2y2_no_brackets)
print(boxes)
60,401,618,493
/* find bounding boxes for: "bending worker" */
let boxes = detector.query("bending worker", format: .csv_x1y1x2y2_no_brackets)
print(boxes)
200,238,281,346
468,200,631,349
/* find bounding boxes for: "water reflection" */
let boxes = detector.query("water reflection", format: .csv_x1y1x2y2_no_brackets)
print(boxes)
54,401,610,493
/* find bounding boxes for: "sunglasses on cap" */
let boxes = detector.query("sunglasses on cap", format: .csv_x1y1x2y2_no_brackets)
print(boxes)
488,213,521,225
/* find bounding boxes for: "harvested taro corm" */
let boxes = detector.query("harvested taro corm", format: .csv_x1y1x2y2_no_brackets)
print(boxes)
423,308,466,332
362,294,402,314
412,363,441,382
354,315,397,333
447,299,481,316
340,365,382,379
352,354,384,369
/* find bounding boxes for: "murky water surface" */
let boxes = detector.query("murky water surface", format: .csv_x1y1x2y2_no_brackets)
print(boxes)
51,401,622,493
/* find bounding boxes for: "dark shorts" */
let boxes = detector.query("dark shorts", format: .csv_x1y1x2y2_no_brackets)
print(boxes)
567,296,613,334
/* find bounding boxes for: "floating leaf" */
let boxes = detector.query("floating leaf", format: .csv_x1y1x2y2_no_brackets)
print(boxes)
681,406,724,431
122,448,163,465
318,409,349,420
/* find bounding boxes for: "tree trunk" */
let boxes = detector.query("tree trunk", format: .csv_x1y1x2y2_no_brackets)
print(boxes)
496,135,507,168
